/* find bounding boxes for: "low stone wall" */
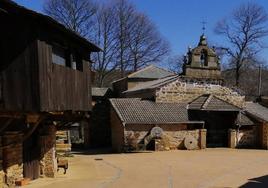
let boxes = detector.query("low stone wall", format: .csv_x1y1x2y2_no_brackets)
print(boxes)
156,79,245,108
124,124,206,151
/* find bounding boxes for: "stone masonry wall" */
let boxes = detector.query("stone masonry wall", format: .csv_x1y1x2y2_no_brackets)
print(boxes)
156,80,245,108
124,124,203,151
3,132,23,187
40,125,57,178
261,123,268,149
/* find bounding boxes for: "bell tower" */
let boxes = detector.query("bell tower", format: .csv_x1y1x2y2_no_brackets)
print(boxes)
182,34,222,83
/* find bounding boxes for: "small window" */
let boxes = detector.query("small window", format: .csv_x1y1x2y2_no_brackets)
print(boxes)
52,45,68,66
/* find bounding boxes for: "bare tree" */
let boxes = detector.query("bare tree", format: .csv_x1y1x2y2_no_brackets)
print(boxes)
114,0,135,77
44,0,170,83
128,13,170,72
215,2,268,87
44,0,97,37
166,54,184,74
91,4,119,87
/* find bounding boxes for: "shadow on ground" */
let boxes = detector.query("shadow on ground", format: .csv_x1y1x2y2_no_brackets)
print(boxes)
240,175,268,188
71,148,152,156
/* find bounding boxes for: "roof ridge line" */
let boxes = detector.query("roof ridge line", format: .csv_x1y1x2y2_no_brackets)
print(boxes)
202,94,213,109
127,65,154,78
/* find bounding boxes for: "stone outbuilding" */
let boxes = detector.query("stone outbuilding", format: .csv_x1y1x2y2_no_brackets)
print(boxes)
112,65,175,97
110,98,206,152
110,34,265,152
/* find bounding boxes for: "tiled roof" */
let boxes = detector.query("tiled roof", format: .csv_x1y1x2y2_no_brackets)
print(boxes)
127,65,175,79
188,94,240,111
110,98,203,125
124,75,179,93
236,112,255,126
92,87,110,97
245,102,268,122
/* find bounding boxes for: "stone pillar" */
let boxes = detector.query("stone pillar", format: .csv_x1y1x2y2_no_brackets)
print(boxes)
199,129,207,149
228,129,237,149
3,132,23,187
40,125,57,178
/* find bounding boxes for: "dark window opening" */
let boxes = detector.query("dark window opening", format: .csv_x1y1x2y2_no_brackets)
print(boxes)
71,53,83,72
52,45,69,67
52,44,83,72
200,49,208,67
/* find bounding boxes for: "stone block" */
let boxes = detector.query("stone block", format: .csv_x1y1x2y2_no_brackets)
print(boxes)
228,129,236,148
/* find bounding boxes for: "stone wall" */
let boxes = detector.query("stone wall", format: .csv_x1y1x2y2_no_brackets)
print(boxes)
261,123,268,149
185,67,221,79
124,124,205,151
39,125,57,178
229,127,258,148
156,79,245,108
3,132,23,187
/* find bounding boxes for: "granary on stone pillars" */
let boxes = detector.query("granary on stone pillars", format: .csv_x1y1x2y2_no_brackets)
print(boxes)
0,0,100,187
110,34,267,152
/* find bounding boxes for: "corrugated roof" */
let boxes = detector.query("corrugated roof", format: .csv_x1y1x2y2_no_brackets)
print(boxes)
127,65,175,79
188,94,240,111
110,98,203,125
245,102,268,122
92,87,110,97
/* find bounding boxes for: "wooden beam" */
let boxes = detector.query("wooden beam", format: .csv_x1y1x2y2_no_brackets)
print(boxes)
26,113,41,123
23,115,45,141
0,119,13,133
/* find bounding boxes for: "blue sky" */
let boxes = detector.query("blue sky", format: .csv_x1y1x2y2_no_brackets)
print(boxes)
14,0,268,60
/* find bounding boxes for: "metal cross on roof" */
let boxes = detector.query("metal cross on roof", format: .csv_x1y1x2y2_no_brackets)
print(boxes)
201,20,207,34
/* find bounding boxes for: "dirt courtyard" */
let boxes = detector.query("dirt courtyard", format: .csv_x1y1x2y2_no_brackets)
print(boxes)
26,148,268,188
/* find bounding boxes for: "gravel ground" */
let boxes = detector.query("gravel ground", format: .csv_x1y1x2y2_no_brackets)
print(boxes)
26,148,268,188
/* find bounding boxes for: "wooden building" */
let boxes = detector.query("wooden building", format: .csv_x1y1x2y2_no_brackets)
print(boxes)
0,0,100,186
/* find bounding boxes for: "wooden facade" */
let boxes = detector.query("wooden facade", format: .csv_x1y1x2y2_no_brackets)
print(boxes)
0,0,100,112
